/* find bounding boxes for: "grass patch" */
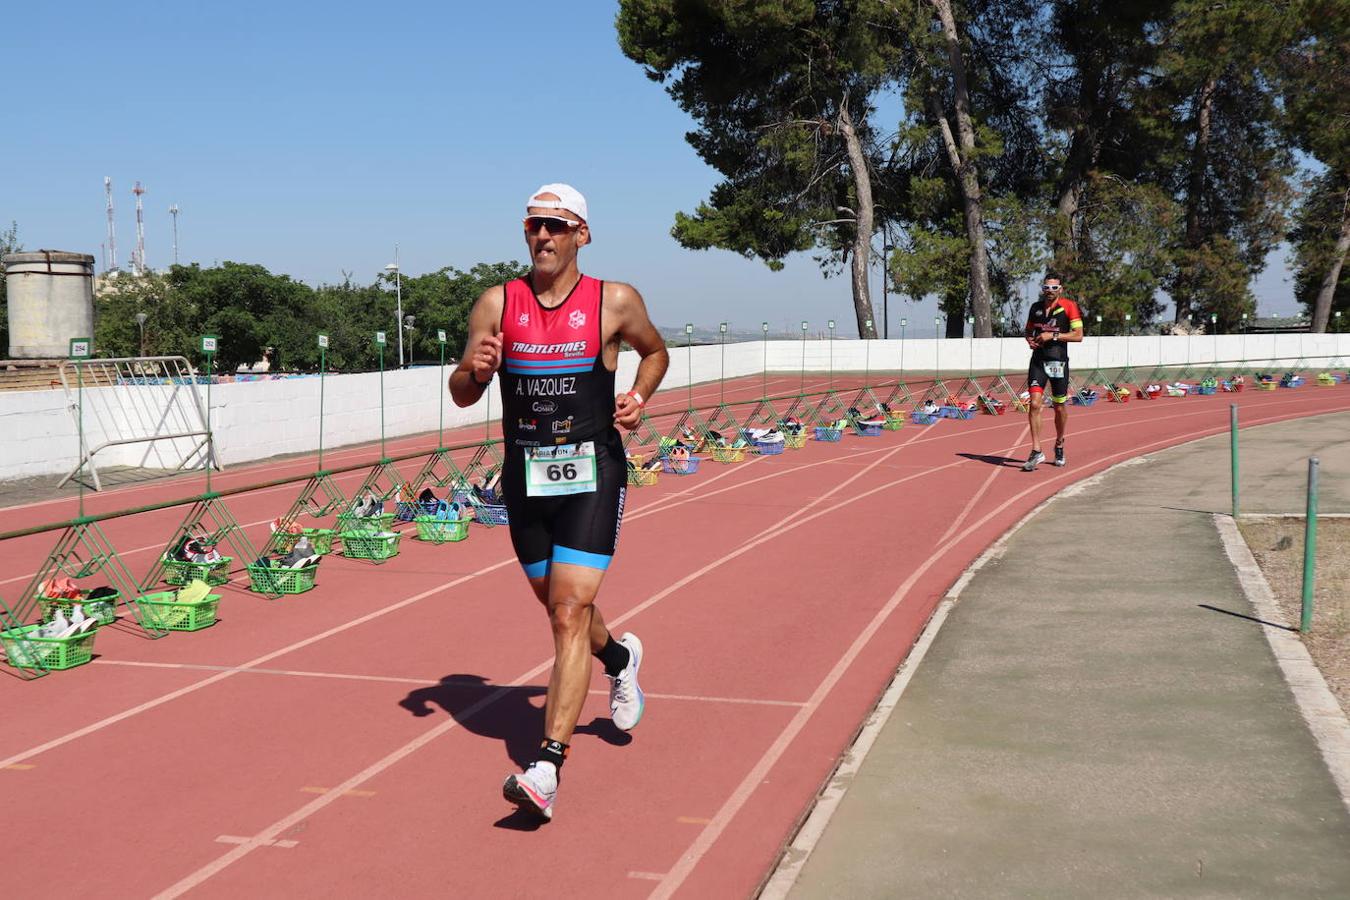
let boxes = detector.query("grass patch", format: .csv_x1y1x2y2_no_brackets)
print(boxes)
1237,517,1349,715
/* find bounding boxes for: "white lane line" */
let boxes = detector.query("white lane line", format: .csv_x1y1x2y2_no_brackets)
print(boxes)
934,424,1029,545
148,436,970,897
1214,514,1350,813
0,440,875,771
649,403,1350,900
95,661,805,707
12,397,1348,896
758,456,1093,899
215,835,298,849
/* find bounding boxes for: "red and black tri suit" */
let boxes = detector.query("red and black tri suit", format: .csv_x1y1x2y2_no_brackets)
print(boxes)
496,274,625,576
1024,296,1083,404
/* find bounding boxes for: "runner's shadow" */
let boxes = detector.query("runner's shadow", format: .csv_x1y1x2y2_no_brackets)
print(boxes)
398,673,632,829
956,452,1023,468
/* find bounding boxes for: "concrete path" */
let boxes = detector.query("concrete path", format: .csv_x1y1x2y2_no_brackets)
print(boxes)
781,409,1350,899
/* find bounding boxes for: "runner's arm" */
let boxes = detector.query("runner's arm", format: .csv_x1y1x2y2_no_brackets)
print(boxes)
1057,301,1085,344
449,286,505,408
607,282,669,429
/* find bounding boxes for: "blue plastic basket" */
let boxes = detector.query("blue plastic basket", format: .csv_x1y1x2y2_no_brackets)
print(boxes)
813,426,843,442
1071,394,1098,406
660,455,702,475
753,440,786,455
853,423,884,436
473,504,509,526
395,499,439,522
911,411,939,425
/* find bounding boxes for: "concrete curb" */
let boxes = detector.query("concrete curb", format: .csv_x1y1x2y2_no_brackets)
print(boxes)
1213,514,1350,813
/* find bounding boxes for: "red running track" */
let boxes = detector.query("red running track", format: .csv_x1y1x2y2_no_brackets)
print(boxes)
1,379,1348,899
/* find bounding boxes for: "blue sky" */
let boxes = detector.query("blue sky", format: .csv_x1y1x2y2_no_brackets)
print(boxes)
4,0,1299,336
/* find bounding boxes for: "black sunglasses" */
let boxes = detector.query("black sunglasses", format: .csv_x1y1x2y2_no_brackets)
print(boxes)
523,215,581,235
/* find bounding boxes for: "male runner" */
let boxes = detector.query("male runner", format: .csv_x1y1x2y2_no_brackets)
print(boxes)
449,184,670,821
1022,276,1083,470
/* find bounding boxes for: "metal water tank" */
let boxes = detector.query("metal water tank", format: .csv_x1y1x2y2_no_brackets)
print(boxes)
3,250,96,358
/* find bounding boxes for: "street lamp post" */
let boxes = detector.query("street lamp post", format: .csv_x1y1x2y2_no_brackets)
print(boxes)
384,260,404,368
404,315,416,362
135,312,147,357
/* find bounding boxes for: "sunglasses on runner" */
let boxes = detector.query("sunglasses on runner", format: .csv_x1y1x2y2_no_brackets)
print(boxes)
1042,282,1063,293
523,215,582,235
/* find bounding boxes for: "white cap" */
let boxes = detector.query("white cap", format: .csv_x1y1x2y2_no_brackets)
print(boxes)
526,183,588,224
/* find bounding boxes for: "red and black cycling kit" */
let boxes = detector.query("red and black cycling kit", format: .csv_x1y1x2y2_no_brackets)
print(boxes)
497,274,625,576
1025,296,1083,404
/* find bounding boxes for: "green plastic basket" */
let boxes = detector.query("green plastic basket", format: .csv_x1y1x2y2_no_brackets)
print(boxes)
1,624,97,671
136,590,222,632
336,512,395,535
413,515,470,544
39,591,120,626
161,555,233,586
341,531,401,561
271,528,337,555
246,563,319,595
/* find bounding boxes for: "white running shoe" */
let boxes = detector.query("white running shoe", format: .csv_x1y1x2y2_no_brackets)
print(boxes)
609,632,645,731
503,761,558,821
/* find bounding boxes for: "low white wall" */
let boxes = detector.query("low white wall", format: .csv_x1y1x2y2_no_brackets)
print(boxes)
3,334,1348,483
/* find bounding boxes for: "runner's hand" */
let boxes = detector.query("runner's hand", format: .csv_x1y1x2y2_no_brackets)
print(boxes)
471,335,502,382
614,392,642,430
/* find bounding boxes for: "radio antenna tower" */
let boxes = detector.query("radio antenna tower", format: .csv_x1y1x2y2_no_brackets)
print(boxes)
132,181,147,274
104,177,118,271
169,204,180,265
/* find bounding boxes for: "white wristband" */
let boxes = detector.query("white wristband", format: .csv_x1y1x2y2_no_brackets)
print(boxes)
627,390,645,407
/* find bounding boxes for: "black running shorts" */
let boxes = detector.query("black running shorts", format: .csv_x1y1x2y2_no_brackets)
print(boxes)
501,437,627,577
1027,356,1070,404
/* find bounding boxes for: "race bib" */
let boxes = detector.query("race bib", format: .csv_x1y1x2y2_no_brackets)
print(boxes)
1043,361,1066,378
524,442,598,497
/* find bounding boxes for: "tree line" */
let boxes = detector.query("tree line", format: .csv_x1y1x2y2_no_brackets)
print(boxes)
616,0,1350,337
89,260,527,374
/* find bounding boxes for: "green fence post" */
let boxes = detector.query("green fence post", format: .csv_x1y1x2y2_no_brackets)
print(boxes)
437,329,447,448
1230,405,1240,519
375,331,387,459
317,333,329,471
800,321,808,394
200,334,218,495
68,338,92,516
1301,456,1319,634
864,319,872,387
719,322,728,406
686,323,694,410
